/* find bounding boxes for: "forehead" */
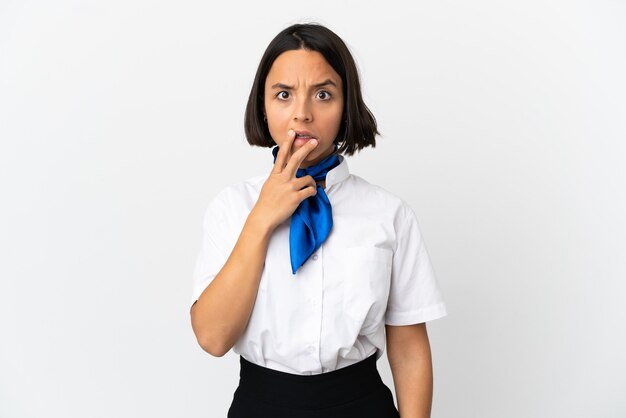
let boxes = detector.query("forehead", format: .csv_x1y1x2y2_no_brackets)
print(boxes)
265,49,341,87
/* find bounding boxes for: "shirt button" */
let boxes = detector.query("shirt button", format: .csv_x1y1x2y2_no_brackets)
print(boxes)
312,254,319,261
308,346,316,353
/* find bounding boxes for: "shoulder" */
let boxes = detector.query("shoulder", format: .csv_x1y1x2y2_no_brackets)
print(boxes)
203,173,268,219
344,173,414,220
219,173,267,199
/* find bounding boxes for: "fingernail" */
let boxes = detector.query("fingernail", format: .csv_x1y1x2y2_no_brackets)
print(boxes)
288,129,294,136
310,139,318,146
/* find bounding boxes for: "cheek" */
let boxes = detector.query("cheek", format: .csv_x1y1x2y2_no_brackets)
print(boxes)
266,107,289,129
265,107,291,143
266,105,290,126
322,107,344,133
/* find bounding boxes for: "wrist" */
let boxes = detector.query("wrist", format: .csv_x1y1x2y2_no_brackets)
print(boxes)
246,208,276,238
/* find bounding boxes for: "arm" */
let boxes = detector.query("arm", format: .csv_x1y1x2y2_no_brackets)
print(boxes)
190,212,273,357
385,323,434,418
190,131,319,357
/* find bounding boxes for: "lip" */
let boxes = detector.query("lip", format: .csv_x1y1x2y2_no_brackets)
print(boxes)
294,129,316,139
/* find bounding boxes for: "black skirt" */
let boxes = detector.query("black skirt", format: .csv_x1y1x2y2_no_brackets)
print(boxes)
227,352,400,417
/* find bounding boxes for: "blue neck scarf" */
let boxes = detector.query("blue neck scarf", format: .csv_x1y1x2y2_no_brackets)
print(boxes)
272,144,341,274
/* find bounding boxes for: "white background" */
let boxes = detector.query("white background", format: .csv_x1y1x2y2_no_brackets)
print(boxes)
1,1,625,417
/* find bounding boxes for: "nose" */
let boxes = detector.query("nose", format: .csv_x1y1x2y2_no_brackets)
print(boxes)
293,96,312,122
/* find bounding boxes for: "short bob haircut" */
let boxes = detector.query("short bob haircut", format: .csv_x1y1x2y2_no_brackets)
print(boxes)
244,23,379,156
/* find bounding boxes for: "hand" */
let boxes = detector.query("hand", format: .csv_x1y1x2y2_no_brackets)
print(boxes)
251,129,319,231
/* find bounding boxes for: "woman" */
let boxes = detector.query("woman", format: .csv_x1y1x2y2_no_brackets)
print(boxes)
190,23,447,417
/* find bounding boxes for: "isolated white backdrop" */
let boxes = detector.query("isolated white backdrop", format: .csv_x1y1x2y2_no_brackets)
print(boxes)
1,1,625,417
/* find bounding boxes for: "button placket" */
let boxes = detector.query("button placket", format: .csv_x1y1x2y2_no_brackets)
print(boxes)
308,246,323,368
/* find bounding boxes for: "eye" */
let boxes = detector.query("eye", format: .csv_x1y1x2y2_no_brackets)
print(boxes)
316,90,332,100
276,91,290,100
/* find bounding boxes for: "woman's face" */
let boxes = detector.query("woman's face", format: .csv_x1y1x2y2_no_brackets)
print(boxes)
264,49,344,169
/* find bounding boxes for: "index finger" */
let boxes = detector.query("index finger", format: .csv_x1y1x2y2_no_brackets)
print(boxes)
271,129,296,174
284,137,318,178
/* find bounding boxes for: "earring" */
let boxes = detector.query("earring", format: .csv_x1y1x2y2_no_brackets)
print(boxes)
263,115,267,122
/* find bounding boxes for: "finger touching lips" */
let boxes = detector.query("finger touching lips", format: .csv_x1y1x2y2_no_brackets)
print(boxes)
294,137,318,147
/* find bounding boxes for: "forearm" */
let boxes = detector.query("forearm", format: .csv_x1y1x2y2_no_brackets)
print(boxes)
386,323,434,418
390,352,433,418
191,210,273,356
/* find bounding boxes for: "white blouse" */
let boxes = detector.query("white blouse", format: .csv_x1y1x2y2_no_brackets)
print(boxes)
190,155,447,375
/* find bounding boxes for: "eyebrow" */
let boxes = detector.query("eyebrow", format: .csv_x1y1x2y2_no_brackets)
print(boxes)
270,79,338,90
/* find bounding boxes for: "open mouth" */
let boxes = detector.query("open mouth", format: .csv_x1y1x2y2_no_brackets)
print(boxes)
295,131,316,140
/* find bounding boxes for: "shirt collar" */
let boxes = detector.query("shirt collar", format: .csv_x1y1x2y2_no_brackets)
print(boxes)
325,154,349,189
